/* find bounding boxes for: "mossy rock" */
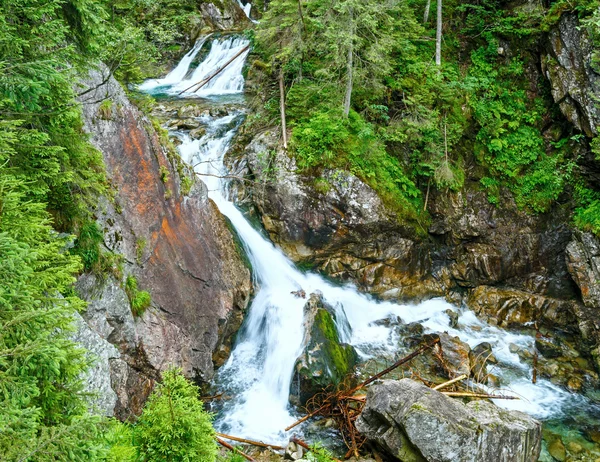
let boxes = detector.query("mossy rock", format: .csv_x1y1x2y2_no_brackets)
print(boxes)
290,295,358,405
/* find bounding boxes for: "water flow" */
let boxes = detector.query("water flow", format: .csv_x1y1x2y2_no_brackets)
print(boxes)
140,36,250,96
178,121,585,443
143,41,593,446
138,35,211,90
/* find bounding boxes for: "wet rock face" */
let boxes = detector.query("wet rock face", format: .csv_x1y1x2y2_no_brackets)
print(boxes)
290,293,358,405
356,379,542,462
230,129,577,304
542,14,600,137
565,230,600,371
75,66,251,417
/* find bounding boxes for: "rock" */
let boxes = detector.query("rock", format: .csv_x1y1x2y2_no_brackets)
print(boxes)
355,379,542,462
438,333,471,377
542,14,600,136
565,230,600,371
285,441,304,460
76,65,252,415
535,339,562,359
547,437,566,462
189,126,207,139
469,342,497,383
466,286,576,329
231,126,578,311
445,309,459,328
71,312,120,415
290,293,358,405
566,230,600,308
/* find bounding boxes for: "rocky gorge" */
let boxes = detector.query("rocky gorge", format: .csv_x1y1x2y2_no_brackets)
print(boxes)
66,1,600,461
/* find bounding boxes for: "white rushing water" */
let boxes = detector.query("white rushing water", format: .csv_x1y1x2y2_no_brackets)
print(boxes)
142,39,590,445
139,36,250,96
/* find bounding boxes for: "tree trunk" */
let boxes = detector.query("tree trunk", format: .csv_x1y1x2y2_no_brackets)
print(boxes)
343,9,354,118
424,0,431,24
279,67,288,149
435,0,442,66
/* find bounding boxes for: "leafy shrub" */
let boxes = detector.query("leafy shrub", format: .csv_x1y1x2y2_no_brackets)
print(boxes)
125,275,151,316
291,111,421,218
135,368,218,462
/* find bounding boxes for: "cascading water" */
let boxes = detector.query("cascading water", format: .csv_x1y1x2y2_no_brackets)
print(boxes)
140,36,250,97
142,37,600,455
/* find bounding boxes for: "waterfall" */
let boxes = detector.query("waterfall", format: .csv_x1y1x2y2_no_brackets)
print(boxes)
141,39,594,447
139,36,250,96
138,35,211,91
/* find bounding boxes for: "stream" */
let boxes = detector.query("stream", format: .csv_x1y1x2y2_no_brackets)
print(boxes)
141,35,600,460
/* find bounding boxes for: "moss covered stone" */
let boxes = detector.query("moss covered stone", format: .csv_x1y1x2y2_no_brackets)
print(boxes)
290,294,358,405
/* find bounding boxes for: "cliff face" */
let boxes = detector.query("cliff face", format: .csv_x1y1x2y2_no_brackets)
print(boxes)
542,13,600,137
75,66,251,418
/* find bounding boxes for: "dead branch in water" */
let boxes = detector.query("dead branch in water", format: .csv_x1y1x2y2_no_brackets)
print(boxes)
216,433,285,451
216,437,255,461
442,392,519,400
178,45,250,95
284,337,442,457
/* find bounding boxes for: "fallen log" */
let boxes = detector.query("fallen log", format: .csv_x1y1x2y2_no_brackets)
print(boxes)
442,392,519,400
284,403,329,431
432,373,468,391
216,432,285,451
346,337,441,395
216,437,255,461
178,45,250,95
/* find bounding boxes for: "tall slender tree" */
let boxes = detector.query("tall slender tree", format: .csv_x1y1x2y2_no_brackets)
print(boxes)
435,0,442,65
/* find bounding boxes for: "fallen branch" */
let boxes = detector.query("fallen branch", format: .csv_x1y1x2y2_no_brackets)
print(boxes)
346,336,441,395
290,437,342,462
216,433,284,451
432,374,468,391
442,392,519,400
216,437,255,461
284,403,328,431
178,45,250,95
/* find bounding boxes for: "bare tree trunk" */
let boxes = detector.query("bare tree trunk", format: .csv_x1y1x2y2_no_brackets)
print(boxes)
435,0,442,66
279,67,288,149
343,9,354,118
424,0,431,24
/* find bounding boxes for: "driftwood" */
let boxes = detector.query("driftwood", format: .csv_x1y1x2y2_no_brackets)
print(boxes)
442,391,519,400
283,337,443,456
178,45,250,95
216,432,285,451
432,373,468,391
216,437,255,461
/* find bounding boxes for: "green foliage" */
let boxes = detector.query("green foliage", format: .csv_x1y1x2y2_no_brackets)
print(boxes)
134,368,218,462
101,0,202,83
0,168,106,460
102,420,137,462
305,443,335,462
292,110,421,216
468,43,568,212
125,275,151,317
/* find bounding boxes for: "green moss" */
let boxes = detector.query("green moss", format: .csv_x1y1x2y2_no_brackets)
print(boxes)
98,99,113,120
135,238,147,264
313,309,357,384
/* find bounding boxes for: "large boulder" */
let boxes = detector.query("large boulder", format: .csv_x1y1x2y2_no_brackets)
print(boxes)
356,379,542,462
75,66,252,417
290,293,358,405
